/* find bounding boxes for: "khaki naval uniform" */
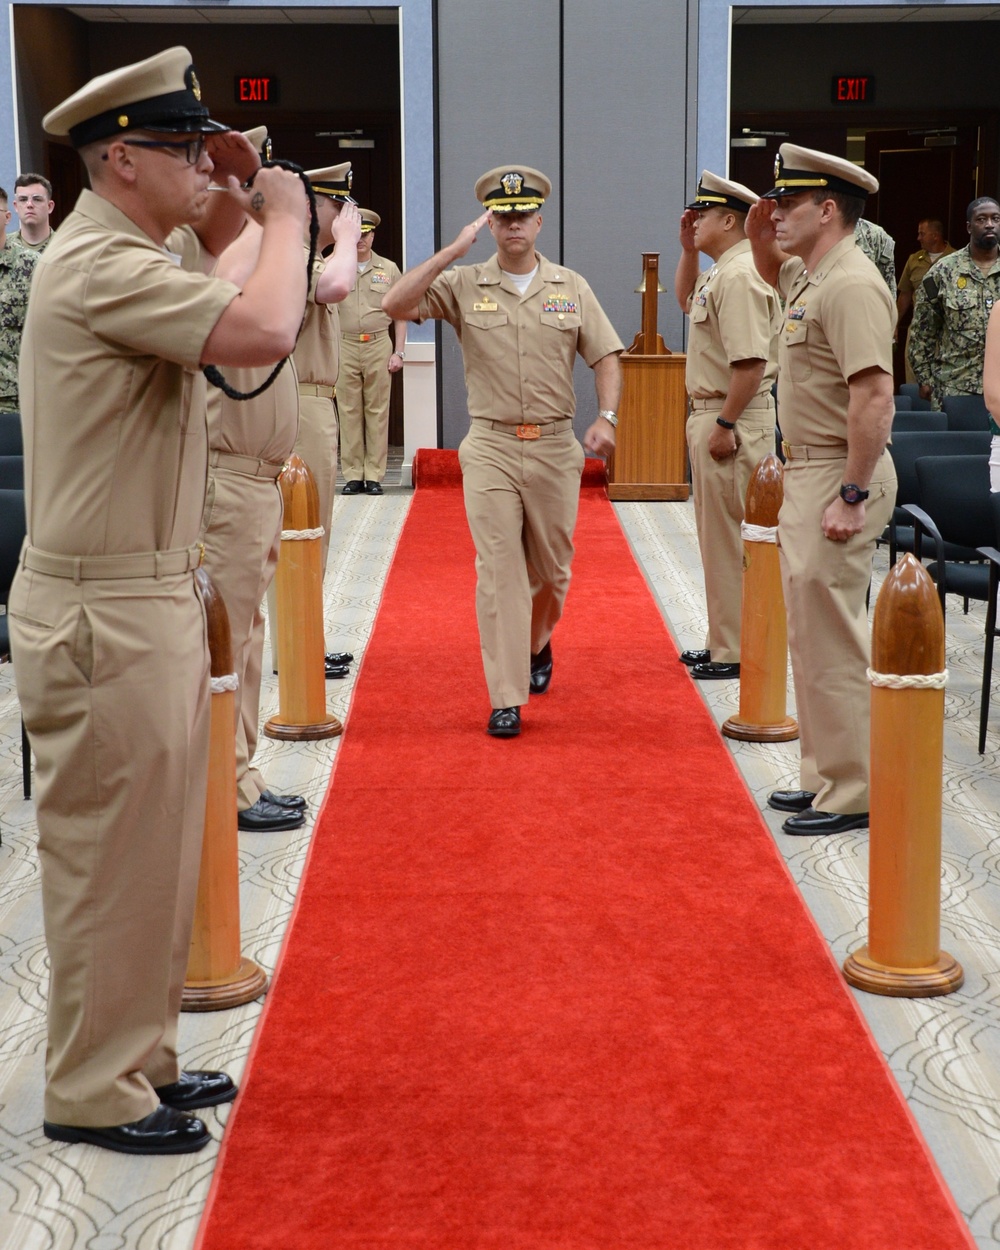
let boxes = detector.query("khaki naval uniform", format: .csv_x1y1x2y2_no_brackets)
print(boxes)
9,188,239,1126
685,239,780,663
202,359,299,811
291,247,340,570
776,233,897,815
418,253,623,707
338,252,401,484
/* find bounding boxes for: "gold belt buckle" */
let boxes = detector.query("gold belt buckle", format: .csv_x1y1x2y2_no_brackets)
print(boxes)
516,424,541,440
780,439,791,459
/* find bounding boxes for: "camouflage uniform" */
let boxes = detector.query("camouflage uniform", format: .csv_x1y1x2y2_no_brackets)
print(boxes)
0,239,38,412
854,218,897,297
9,229,52,254
908,245,1000,405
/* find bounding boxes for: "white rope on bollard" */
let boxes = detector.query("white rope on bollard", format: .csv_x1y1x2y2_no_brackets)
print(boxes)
280,526,325,541
210,673,239,695
867,668,949,689
741,522,778,544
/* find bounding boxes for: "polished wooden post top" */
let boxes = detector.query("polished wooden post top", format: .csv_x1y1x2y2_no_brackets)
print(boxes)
871,551,945,677
195,566,232,677
744,452,783,528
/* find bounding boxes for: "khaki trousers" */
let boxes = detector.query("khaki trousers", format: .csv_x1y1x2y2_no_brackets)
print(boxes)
201,469,283,810
9,567,210,1126
777,451,896,814
458,420,585,708
339,336,392,484
294,391,337,571
686,401,776,663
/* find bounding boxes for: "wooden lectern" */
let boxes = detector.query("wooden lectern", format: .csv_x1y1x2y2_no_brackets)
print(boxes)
607,252,689,502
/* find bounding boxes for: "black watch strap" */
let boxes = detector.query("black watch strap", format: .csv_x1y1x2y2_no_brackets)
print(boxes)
716,417,736,430
839,482,870,505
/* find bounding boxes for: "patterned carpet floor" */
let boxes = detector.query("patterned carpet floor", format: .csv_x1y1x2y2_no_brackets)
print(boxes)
1,457,999,1248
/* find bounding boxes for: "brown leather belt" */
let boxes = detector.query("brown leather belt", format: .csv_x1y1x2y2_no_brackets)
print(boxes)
299,383,336,398
781,441,847,461
473,418,572,439
22,542,204,583
210,449,287,480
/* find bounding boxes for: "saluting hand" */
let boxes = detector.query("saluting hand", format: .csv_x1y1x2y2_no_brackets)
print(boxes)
206,130,261,187
229,165,307,227
452,210,491,259
679,209,699,253
332,202,362,247
745,200,778,246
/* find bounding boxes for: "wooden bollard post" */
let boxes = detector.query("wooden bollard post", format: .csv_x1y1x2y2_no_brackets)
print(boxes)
843,553,963,997
184,568,269,1011
264,453,343,741
722,452,798,742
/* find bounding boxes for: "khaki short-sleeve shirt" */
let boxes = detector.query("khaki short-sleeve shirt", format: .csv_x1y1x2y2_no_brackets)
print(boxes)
339,251,402,338
207,356,299,463
685,238,780,400
776,233,895,446
292,244,340,387
19,189,240,556
898,244,955,297
417,252,623,423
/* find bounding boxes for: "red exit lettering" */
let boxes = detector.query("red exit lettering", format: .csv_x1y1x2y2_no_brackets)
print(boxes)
836,76,869,102
238,77,271,103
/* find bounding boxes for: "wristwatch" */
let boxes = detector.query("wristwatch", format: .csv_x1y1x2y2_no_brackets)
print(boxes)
716,417,736,430
839,483,870,505
392,350,404,359
598,409,618,428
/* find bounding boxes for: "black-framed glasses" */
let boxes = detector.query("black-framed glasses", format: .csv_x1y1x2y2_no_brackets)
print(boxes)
122,136,207,166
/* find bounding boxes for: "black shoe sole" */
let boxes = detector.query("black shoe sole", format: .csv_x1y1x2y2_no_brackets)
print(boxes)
157,1086,238,1111
43,1121,211,1155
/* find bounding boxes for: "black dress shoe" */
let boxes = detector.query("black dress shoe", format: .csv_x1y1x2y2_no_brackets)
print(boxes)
529,641,553,695
767,789,817,813
259,789,307,812
325,661,350,680
325,651,354,666
690,661,740,680
154,1070,238,1111
44,1105,210,1155
237,798,306,832
487,707,521,737
679,649,711,666
782,808,870,836
342,479,365,495
365,480,384,495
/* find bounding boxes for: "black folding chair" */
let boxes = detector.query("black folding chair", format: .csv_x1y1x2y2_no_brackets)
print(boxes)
0,412,22,456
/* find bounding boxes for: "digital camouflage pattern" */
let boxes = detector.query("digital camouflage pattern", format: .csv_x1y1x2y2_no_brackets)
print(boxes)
854,218,897,298
908,245,1000,405
0,239,38,411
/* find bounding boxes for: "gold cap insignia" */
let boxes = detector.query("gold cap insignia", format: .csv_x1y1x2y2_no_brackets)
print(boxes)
502,172,523,197
118,114,129,128
774,153,781,179
190,70,202,102
348,170,353,191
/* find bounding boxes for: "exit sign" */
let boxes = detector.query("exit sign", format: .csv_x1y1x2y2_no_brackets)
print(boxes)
831,75,875,104
234,75,280,105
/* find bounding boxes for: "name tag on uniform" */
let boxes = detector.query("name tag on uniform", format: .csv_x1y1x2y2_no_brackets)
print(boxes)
474,299,499,312
543,295,577,313
787,303,807,321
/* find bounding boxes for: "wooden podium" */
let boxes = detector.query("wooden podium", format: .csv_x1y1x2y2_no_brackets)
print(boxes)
607,252,689,502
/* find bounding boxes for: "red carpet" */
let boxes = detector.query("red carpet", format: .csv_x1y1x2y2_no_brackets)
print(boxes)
196,450,974,1250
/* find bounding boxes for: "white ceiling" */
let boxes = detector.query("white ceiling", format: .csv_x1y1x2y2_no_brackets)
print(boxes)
66,5,398,23
733,4,1000,21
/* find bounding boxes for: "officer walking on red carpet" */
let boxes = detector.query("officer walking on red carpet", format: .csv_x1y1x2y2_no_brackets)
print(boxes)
674,171,780,682
11,47,308,1154
746,144,897,836
383,166,623,737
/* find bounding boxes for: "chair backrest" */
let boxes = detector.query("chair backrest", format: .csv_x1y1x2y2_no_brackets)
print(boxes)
893,411,948,433
893,394,913,410
888,429,992,508
909,396,937,412
0,488,25,602
942,393,991,432
0,412,22,456
0,456,24,490
913,454,992,550
898,383,920,399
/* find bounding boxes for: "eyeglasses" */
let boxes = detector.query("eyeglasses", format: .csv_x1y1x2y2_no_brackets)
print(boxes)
122,136,207,166
13,195,47,204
